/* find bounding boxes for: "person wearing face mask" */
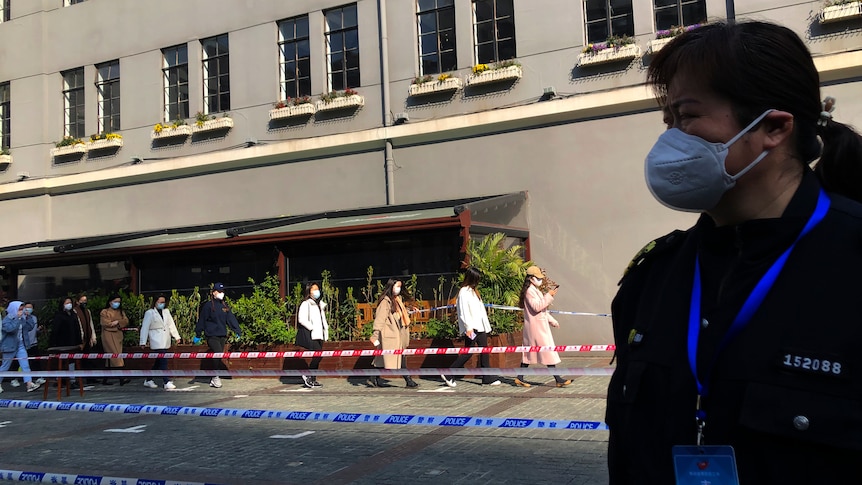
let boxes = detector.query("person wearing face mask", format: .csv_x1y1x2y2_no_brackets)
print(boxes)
607,22,862,484
295,282,329,388
8,302,45,388
513,266,571,388
49,297,84,390
140,295,181,390
195,283,242,389
369,278,418,388
0,301,42,393
99,294,131,386
73,293,98,384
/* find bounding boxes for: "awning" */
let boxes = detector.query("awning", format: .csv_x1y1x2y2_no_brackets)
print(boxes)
0,192,528,265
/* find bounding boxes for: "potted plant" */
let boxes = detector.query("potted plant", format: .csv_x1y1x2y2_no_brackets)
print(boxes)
269,96,316,121
649,24,702,54
409,72,463,97
88,132,124,150
192,111,234,133
50,136,88,157
465,60,523,87
0,148,10,171
316,88,365,112
820,0,862,23
151,118,192,140
578,34,640,67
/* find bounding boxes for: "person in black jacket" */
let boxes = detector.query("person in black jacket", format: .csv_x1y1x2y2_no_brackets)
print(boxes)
50,297,83,348
194,283,242,388
607,21,862,484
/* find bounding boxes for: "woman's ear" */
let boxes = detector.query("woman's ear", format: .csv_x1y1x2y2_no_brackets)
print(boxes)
761,110,795,150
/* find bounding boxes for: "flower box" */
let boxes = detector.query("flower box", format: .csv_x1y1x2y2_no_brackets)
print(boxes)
151,124,192,140
269,103,316,120
648,37,674,55
316,94,365,112
0,154,11,171
820,1,862,23
50,143,88,158
409,77,463,96
578,44,641,67
192,117,234,133
88,138,124,150
465,65,522,87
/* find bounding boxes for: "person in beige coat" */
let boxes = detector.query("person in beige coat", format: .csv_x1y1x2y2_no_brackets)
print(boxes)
140,295,181,390
99,294,131,386
514,266,571,388
369,278,418,388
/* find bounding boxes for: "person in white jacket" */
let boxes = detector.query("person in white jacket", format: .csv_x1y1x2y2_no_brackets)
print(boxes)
139,295,181,390
441,267,501,387
295,282,329,388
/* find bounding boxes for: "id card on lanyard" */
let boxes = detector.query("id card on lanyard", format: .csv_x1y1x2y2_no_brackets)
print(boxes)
673,188,830,483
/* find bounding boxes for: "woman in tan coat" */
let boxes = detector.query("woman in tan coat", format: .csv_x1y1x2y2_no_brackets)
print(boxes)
369,278,418,388
100,294,131,386
514,266,571,388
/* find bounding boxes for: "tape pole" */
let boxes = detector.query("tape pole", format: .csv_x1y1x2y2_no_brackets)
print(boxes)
0,366,615,379
25,344,616,361
0,399,609,431
0,468,221,484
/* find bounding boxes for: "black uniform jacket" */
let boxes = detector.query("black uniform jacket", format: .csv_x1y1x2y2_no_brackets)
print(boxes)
195,300,242,338
607,171,862,484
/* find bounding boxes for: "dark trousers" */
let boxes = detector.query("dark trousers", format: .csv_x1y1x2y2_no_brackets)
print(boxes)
206,336,228,378
152,356,169,384
450,331,497,384
302,340,323,382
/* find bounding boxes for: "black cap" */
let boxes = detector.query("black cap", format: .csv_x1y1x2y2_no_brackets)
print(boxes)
213,283,226,291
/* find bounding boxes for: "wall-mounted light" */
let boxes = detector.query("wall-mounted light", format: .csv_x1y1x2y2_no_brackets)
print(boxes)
130,157,143,165
393,112,409,125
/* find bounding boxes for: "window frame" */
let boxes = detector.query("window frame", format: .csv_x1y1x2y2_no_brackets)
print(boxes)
95,60,120,134
417,0,457,75
0,82,9,150
324,3,360,92
584,0,634,44
653,0,706,32
201,33,230,114
62,68,85,139
472,0,516,65
162,44,189,122
277,15,312,101
1,0,10,23
64,0,85,6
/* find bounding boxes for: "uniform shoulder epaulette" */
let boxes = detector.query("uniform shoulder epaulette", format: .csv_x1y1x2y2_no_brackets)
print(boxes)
618,229,687,285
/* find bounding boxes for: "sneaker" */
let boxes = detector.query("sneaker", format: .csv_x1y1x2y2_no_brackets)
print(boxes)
35,378,46,385
164,381,176,390
209,377,222,388
143,380,158,389
513,378,531,388
10,379,20,388
0,384,3,394
301,375,314,388
485,380,502,386
311,380,323,388
26,381,42,393
440,374,457,388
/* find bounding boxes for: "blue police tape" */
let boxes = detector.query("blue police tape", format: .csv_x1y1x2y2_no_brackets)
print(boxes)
0,399,609,431
0,468,221,484
0,367,616,379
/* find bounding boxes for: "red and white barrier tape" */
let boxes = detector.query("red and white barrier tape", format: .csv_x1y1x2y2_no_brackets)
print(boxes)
0,366,615,378
24,344,615,361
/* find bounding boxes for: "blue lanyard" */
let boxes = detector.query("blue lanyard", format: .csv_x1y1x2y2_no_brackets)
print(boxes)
687,188,830,401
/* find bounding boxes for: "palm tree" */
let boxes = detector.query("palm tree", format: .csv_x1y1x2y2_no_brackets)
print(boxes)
466,233,532,308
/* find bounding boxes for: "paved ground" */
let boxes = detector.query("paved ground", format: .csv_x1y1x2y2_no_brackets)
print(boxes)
0,355,613,485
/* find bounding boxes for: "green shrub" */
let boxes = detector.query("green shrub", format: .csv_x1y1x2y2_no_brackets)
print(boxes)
230,274,296,348
168,287,202,343
425,317,459,339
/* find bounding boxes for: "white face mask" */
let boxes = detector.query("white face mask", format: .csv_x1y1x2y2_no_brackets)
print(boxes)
393,286,401,296
644,109,774,212
64,303,73,311
311,290,321,300
532,277,543,287
214,292,224,300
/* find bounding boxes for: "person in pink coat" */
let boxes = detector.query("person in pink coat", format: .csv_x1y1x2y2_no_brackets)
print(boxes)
514,266,571,388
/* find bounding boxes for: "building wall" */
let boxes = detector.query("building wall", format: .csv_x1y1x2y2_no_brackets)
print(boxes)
1,0,861,344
